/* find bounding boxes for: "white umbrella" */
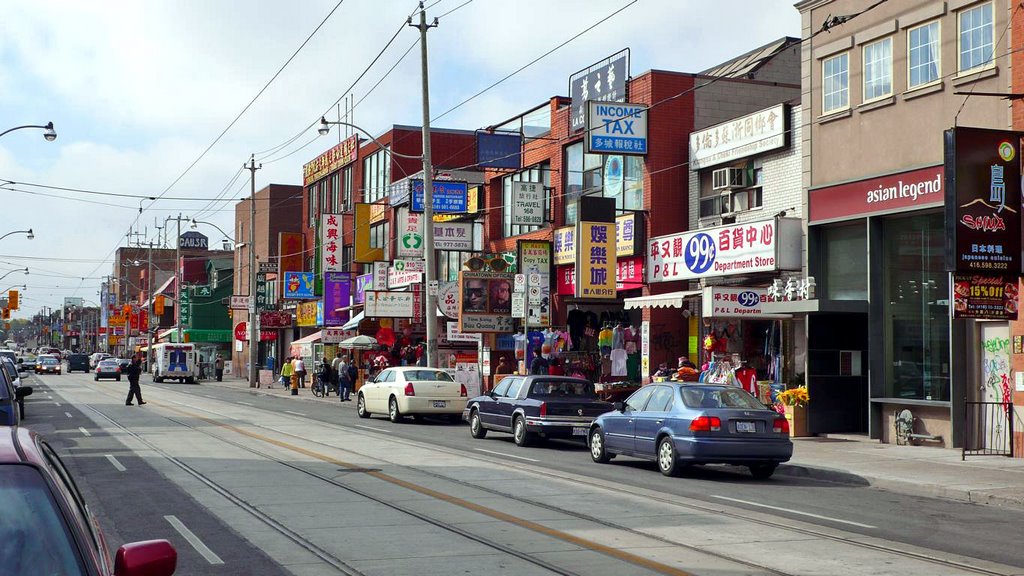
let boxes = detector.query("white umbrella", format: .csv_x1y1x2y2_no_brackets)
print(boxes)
338,335,378,350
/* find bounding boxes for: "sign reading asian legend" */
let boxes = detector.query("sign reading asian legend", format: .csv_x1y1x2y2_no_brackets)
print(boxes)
647,218,801,283
575,221,616,299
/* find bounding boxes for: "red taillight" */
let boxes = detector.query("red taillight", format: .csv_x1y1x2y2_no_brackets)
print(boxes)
539,402,547,417
689,416,721,432
404,382,415,396
773,417,790,434
460,383,467,397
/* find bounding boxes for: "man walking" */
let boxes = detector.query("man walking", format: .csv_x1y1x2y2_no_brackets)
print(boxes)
125,354,145,406
331,352,343,398
337,354,351,402
215,354,224,382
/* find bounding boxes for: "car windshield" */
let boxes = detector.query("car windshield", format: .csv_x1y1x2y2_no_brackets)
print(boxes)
680,387,765,410
40,358,59,366
403,370,454,382
0,464,85,575
529,380,596,398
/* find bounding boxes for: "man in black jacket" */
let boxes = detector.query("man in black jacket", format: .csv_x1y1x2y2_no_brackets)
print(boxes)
125,354,146,406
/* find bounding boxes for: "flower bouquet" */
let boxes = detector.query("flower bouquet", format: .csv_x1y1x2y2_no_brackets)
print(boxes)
776,386,809,407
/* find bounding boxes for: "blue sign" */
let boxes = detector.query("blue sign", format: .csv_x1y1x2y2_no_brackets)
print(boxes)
586,102,648,155
737,291,760,307
283,272,315,299
411,180,468,213
316,300,324,327
476,131,522,169
683,233,715,274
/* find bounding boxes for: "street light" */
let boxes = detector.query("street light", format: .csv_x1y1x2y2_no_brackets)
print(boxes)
0,229,33,242
0,122,57,141
190,218,234,249
317,117,423,159
0,268,28,283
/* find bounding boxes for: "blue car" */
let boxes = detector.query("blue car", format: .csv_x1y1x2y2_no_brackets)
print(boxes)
0,362,31,426
588,383,793,479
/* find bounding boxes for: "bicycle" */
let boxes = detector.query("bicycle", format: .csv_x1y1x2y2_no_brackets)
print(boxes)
312,375,329,398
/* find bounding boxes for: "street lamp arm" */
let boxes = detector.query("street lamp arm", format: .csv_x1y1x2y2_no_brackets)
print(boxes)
0,122,57,141
0,268,28,283
190,219,234,242
2,284,26,294
0,229,33,242
317,117,423,160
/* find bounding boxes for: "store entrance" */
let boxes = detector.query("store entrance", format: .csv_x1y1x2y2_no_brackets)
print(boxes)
807,313,868,434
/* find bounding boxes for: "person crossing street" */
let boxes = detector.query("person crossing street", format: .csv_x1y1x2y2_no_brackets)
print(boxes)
125,354,146,406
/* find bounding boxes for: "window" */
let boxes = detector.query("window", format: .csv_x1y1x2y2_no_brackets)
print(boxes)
699,194,730,219
564,143,645,225
823,223,867,300
731,187,762,212
506,377,526,398
624,386,654,413
680,387,763,409
370,222,389,251
404,370,454,382
908,21,940,88
645,386,674,412
959,2,994,73
362,148,390,203
0,466,86,574
502,163,550,237
341,166,353,212
492,377,515,397
564,142,584,225
308,183,318,227
863,38,892,101
822,52,849,114
342,245,354,272
330,173,340,213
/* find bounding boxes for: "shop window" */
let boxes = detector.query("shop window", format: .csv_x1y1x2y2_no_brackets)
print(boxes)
908,21,940,89
342,245,353,272
958,2,994,74
502,163,551,237
330,173,340,213
822,52,849,114
308,182,319,228
882,213,949,401
823,224,867,300
362,148,390,203
862,37,892,102
564,142,645,225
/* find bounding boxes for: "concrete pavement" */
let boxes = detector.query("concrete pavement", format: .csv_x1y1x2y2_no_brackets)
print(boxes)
193,374,1024,511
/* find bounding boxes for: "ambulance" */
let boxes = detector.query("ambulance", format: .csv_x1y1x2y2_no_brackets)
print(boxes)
151,342,197,383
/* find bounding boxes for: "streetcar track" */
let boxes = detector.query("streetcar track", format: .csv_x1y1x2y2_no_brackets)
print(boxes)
77,381,1021,576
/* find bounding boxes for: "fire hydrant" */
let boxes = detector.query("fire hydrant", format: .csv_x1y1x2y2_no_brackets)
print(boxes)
290,372,299,395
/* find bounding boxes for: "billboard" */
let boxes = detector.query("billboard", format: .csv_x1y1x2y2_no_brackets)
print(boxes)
585,102,648,155
283,272,315,299
458,271,514,333
476,131,521,169
575,221,616,299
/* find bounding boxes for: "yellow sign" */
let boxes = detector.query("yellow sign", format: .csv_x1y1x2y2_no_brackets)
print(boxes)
615,213,639,257
1,309,8,320
8,290,18,311
354,203,385,263
108,335,122,345
154,294,165,316
303,134,359,186
296,301,319,327
553,226,575,265
575,221,616,299
109,314,127,327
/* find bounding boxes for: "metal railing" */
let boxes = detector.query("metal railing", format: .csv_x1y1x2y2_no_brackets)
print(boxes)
962,401,1014,459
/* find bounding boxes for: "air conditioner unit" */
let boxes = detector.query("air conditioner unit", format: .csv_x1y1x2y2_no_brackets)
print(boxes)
719,191,734,217
712,167,746,190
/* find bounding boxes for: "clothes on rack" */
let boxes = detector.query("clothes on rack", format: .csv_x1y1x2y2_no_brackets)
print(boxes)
611,325,624,351
610,348,627,377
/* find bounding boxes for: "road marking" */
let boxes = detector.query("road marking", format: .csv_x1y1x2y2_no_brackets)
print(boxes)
237,401,253,406
65,412,73,418
78,427,91,437
105,454,126,472
710,496,876,529
475,448,539,462
54,402,61,406
164,515,224,565
284,410,306,417
353,424,388,433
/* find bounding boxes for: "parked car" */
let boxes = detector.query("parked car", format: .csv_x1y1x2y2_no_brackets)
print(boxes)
356,367,468,422
0,367,31,426
94,359,123,381
588,383,793,479
35,355,62,375
1,357,31,421
465,375,614,447
66,353,91,373
0,349,17,367
0,426,177,575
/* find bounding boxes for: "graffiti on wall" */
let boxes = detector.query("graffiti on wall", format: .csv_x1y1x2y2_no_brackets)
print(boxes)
982,336,1011,404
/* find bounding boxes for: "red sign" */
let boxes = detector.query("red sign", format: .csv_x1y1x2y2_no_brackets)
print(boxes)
809,165,944,223
260,311,292,328
952,274,1019,320
558,257,644,295
233,322,278,342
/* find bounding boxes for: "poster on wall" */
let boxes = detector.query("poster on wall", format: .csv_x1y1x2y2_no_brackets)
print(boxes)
952,274,1019,320
458,271,515,333
944,127,1022,275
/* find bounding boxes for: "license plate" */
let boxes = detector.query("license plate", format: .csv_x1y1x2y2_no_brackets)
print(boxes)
572,427,588,436
432,400,447,408
737,421,756,433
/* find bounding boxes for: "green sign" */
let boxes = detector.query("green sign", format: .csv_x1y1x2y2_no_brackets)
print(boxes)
194,285,213,298
180,290,191,326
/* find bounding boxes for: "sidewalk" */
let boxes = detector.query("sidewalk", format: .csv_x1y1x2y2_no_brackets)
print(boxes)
197,376,1024,510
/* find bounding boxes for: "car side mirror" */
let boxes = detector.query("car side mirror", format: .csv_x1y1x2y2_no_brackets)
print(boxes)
614,401,624,412
15,386,32,399
114,540,177,576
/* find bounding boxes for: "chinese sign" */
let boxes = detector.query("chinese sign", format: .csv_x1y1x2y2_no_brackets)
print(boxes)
372,261,389,291
260,310,292,328
180,290,191,326
278,231,304,294
944,127,1022,275
569,49,628,132
458,271,515,333
700,286,778,318
296,301,319,327
321,213,343,273
553,226,576,265
433,222,473,251
388,259,425,289
511,182,545,226
585,102,648,155
558,256,643,295
952,274,1019,320
283,272,315,299
810,165,944,223
518,240,551,327
411,180,468,213
476,131,521,169
689,103,789,169
575,221,616,299
365,291,417,318
647,218,801,283
303,134,358,186
323,272,352,326
437,281,460,318
397,208,424,258
322,328,358,344
555,215,640,265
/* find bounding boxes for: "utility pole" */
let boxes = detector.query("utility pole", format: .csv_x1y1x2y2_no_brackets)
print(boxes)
410,2,438,367
245,154,261,387
146,240,154,373
175,213,183,345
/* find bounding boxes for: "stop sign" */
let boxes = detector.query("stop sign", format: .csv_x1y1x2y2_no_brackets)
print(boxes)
233,322,247,341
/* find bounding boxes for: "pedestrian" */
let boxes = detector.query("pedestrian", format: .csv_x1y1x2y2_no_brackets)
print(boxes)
337,354,351,402
331,352,343,396
125,354,146,406
281,356,294,389
402,345,416,367
529,348,549,375
294,356,307,388
317,356,332,396
215,353,224,382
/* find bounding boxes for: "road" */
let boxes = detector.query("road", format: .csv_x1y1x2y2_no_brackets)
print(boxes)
19,370,1024,576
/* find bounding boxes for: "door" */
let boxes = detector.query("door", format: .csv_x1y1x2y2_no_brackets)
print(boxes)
633,386,674,455
979,322,1010,403
367,369,393,411
604,386,653,454
497,378,525,430
480,377,514,427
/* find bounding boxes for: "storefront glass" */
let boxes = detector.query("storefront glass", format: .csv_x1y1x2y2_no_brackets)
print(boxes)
823,223,867,300
882,212,949,401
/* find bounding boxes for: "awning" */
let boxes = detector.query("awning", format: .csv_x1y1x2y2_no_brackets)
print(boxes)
291,330,322,346
154,328,232,343
623,290,701,310
342,312,363,330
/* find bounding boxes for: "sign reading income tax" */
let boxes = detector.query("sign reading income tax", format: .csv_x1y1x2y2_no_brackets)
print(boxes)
585,101,648,156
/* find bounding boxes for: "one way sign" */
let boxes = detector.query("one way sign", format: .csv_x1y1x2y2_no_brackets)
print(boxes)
585,101,648,156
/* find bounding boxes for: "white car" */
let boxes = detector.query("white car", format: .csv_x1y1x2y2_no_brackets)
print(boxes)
356,366,468,423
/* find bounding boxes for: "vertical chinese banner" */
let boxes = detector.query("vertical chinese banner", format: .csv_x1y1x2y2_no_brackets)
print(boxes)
575,221,616,299
278,231,305,298
321,213,343,273
323,272,352,326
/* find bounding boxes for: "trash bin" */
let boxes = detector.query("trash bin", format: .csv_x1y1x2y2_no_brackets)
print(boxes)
265,356,276,373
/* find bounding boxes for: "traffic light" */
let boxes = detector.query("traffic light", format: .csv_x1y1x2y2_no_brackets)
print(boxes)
8,290,18,311
1,309,9,320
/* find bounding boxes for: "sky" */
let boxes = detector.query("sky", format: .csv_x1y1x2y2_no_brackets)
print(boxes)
0,0,800,319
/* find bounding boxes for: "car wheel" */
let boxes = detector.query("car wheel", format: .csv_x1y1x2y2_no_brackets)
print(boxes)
749,463,778,480
657,437,683,477
469,410,487,439
116,376,121,381
388,397,403,423
356,394,370,418
589,427,612,463
513,416,533,447
94,376,99,381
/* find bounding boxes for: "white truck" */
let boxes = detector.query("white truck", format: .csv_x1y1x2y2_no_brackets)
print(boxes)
151,343,197,383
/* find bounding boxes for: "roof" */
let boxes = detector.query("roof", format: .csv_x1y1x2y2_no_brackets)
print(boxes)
0,427,43,465
699,36,799,79
207,258,234,271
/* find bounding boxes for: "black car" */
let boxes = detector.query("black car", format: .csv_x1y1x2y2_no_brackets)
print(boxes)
66,353,90,373
464,375,614,447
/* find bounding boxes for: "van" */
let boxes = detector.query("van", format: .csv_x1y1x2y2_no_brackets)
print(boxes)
151,343,197,383
67,353,90,373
